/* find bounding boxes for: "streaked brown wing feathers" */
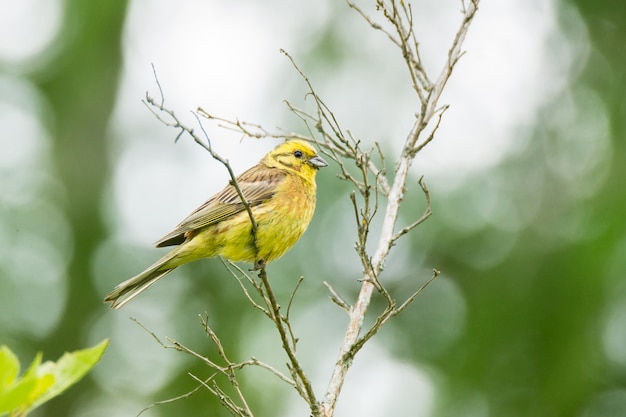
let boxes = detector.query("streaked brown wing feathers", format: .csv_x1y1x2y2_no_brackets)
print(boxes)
155,166,285,247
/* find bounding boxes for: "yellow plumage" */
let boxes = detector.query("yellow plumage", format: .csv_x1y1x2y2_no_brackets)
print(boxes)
104,140,327,309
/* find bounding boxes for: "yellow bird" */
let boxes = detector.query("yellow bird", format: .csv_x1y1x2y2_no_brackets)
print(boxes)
104,140,327,309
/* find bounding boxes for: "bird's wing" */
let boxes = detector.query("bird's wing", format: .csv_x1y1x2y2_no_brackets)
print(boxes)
155,165,286,247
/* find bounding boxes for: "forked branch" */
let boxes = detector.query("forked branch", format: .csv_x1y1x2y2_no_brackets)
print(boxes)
320,1,479,415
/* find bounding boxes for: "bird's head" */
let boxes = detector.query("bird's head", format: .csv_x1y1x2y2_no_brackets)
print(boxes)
264,140,328,181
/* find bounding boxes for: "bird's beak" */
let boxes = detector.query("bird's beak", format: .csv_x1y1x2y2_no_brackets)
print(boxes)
308,155,328,169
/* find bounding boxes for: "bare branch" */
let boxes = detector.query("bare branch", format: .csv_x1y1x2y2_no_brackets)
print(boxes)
247,357,297,387
323,281,351,312
222,259,272,317
395,269,440,315
284,276,305,350
412,105,449,156
258,269,318,410
143,71,259,247
320,2,480,415
137,375,215,417
188,373,251,417
390,176,432,243
131,318,253,416
199,313,254,417
345,1,402,48
424,0,479,125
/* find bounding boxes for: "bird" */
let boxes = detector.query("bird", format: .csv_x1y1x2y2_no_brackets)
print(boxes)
104,140,327,309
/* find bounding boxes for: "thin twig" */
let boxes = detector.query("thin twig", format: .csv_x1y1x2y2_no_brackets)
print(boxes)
345,1,401,48
143,70,258,239
199,313,255,417
323,281,351,312
284,277,305,350
394,269,440,315
258,268,318,411
221,258,271,317
390,176,432,244
137,375,216,417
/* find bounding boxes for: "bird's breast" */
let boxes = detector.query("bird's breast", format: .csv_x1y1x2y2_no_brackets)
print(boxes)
253,175,317,262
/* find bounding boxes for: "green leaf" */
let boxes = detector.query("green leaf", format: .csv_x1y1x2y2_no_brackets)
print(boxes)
26,339,109,413
0,340,109,417
0,349,54,415
0,346,20,387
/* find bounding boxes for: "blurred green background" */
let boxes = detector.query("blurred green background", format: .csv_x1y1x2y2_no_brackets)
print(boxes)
1,1,625,416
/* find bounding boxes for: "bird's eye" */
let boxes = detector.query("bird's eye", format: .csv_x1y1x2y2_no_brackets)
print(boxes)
293,150,303,158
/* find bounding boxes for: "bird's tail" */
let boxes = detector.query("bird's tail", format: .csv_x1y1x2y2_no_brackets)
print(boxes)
104,251,178,309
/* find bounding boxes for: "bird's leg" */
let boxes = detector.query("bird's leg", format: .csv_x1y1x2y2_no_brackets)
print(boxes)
253,259,266,271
